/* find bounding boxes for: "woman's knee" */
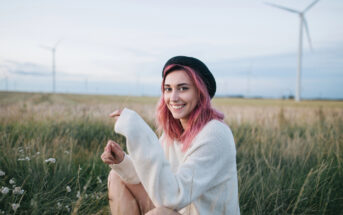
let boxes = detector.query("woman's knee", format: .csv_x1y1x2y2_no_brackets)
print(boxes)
108,169,121,186
107,170,124,199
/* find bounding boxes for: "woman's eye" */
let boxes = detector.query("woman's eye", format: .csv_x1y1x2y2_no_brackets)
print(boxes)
179,87,188,91
164,88,172,92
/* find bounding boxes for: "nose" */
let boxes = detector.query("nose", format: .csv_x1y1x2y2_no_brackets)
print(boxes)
170,90,179,102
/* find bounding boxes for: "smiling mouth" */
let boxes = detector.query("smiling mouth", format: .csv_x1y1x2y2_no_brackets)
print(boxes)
171,104,185,110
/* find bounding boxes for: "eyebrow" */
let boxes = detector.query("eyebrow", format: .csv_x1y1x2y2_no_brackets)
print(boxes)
164,83,190,87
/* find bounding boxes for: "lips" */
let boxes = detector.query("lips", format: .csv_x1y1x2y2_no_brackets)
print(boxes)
170,104,185,110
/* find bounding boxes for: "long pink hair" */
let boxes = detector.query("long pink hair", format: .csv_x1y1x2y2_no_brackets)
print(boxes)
156,64,224,152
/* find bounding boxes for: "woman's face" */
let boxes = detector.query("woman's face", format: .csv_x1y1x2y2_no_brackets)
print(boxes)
164,70,199,128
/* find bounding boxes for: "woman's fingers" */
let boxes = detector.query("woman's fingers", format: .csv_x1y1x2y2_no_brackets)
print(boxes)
101,151,115,164
109,109,122,118
107,140,120,152
110,142,124,163
113,142,123,151
102,140,124,164
105,144,111,152
107,140,120,153
105,140,115,151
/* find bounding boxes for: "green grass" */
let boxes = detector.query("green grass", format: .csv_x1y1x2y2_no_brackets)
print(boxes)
0,92,342,214
0,119,126,214
234,118,343,214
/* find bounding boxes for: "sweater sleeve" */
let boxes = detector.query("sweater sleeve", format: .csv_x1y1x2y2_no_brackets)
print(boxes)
115,108,236,210
109,154,140,184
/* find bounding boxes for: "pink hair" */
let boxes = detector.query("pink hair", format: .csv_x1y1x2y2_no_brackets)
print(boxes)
156,64,224,152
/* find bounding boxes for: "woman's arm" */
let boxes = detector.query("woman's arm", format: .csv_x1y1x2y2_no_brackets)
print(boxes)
101,115,140,184
115,108,236,210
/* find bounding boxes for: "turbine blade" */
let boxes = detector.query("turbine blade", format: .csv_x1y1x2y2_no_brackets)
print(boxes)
264,2,300,14
303,0,320,13
303,17,313,51
54,39,63,49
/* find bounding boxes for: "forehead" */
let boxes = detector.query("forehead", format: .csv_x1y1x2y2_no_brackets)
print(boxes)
164,70,192,85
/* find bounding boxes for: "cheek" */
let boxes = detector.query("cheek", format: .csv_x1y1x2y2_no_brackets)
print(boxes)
163,94,169,104
189,96,199,111
190,99,198,110
186,91,198,105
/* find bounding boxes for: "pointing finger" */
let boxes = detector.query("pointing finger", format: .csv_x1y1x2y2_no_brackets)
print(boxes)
109,109,122,118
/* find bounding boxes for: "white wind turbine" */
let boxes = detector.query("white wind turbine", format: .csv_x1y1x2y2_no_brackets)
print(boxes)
40,40,62,93
265,0,320,102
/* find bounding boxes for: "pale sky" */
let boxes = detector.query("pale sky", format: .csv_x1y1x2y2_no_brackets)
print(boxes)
1,0,342,99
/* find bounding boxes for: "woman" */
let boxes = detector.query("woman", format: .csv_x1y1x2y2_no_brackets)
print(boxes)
101,56,240,215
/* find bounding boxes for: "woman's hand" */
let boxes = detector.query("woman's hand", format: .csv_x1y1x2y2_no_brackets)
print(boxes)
109,109,122,120
101,109,124,165
101,140,125,164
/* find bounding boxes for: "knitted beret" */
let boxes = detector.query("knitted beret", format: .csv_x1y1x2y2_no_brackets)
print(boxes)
162,56,216,98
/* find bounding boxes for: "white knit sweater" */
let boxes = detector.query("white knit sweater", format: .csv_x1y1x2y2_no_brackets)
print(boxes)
110,108,240,215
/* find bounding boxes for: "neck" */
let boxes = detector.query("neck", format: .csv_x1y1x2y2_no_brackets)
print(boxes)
180,118,188,130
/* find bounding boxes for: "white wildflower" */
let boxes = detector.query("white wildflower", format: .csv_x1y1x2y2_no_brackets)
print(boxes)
12,203,20,211
0,170,5,176
0,209,5,214
13,186,24,195
45,158,56,164
65,205,70,212
18,148,24,153
97,176,102,184
36,152,40,155
83,185,87,190
1,186,10,194
57,202,62,209
30,199,37,207
9,178,15,184
96,194,100,199
76,191,81,198
64,150,70,154
66,186,71,192
18,157,30,161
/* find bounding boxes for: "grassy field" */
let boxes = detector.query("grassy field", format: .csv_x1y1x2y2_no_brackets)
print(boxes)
0,91,342,214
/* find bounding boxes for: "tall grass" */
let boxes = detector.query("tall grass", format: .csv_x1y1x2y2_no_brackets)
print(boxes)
0,92,342,214
234,109,343,214
0,117,128,214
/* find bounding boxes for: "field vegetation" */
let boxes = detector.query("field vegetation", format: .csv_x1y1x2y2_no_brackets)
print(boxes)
0,91,342,214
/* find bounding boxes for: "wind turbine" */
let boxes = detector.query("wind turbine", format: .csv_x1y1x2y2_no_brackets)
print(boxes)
40,40,62,93
246,61,253,98
265,0,320,102
5,76,8,91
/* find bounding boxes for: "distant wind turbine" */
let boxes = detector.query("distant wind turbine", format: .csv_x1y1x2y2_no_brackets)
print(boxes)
246,61,253,98
85,77,88,93
40,40,62,93
5,76,8,91
265,0,320,102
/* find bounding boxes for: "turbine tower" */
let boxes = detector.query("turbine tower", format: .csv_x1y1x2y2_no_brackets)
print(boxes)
41,40,62,93
265,0,319,102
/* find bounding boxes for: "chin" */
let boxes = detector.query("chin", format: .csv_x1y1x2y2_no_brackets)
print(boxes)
171,113,182,120
169,110,186,119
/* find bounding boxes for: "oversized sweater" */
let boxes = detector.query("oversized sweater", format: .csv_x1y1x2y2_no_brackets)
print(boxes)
110,108,240,215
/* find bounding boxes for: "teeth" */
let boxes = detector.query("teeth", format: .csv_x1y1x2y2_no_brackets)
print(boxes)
171,105,184,109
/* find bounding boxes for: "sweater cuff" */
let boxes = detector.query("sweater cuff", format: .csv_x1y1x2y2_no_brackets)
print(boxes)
114,108,136,136
109,154,140,184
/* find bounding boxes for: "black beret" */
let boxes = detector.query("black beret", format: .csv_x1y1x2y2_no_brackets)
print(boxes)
162,56,216,98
